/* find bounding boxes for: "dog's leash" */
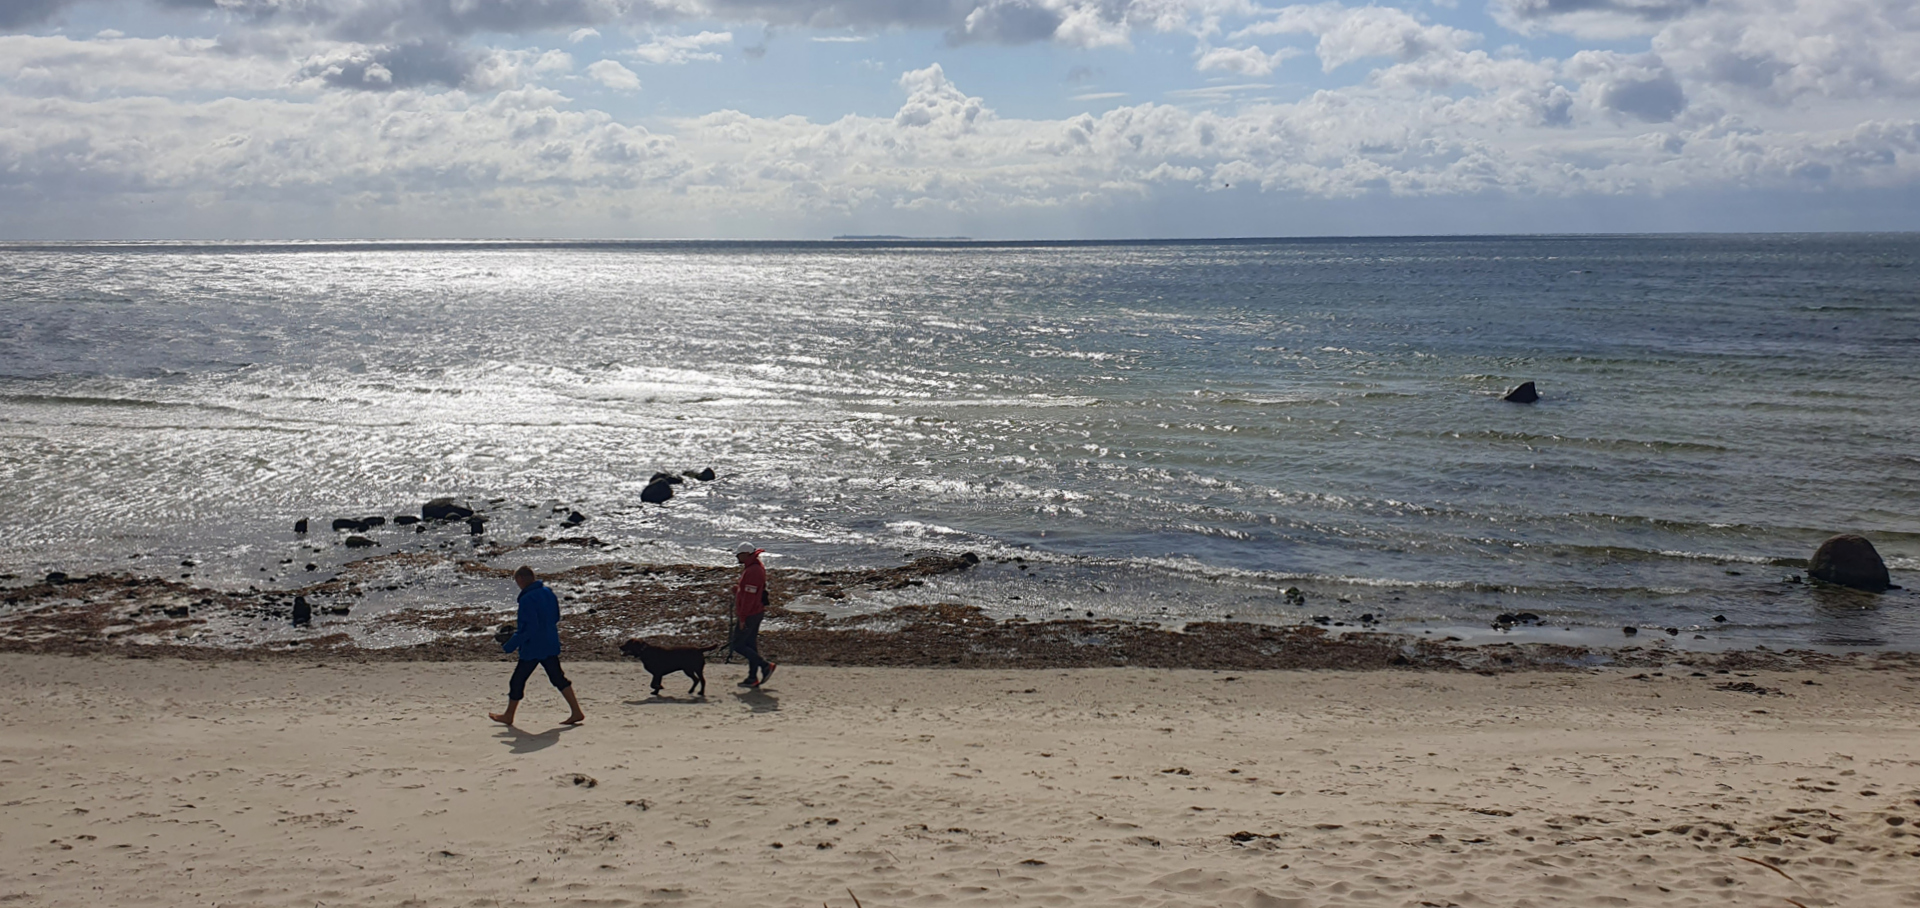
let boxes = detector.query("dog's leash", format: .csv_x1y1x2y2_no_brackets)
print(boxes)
723,614,737,664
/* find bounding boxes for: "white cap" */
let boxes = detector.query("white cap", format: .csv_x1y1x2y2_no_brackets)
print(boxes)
734,542,758,555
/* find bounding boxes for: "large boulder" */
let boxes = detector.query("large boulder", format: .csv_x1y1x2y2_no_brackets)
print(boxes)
1808,534,1892,592
422,498,474,521
1503,381,1539,404
640,480,674,504
332,517,371,533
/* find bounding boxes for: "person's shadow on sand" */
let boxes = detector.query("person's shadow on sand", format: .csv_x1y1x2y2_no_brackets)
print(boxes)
734,689,779,713
495,723,580,754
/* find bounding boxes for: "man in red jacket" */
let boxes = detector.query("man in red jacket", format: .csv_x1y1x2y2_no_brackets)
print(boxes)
730,542,777,687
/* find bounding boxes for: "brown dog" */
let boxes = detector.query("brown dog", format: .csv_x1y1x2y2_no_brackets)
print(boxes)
618,639,723,697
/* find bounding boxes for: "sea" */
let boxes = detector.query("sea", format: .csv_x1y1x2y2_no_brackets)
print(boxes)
2,235,1917,650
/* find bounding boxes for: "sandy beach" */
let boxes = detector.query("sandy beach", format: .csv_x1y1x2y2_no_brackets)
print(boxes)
3,655,1918,907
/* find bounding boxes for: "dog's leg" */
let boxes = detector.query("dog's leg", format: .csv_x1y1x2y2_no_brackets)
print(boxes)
651,672,665,695
693,667,705,697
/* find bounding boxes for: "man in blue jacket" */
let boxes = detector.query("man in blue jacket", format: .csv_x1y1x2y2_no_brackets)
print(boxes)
489,566,586,727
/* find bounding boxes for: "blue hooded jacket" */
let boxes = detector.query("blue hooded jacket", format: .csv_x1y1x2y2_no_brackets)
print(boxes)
502,581,562,661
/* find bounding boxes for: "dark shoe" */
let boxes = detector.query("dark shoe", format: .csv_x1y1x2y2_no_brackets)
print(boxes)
738,677,757,687
760,663,776,683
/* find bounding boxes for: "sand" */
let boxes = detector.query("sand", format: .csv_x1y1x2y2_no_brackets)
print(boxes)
2,655,1918,907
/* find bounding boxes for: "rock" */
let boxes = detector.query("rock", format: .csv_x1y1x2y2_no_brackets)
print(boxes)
163,604,190,618
292,596,311,627
649,472,684,486
688,467,716,482
640,480,674,504
422,498,473,521
1503,381,1539,404
563,511,587,526
961,552,981,566
1807,534,1891,592
361,516,386,528
1712,614,1727,623
467,516,488,536
45,571,69,585
332,518,370,533
393,515,419,526
294,518,308,534
305,563,318,571
1665,627,1680,635
344,535,377,548
1622,626,1638,636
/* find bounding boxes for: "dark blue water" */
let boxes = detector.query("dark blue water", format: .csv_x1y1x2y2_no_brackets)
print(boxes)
2,235,1917,648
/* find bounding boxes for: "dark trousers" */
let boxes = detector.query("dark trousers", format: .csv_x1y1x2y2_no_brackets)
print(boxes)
508,656,571,701
731,615,770,678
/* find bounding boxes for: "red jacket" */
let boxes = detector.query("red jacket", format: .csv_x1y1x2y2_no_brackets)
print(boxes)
734,552,767,619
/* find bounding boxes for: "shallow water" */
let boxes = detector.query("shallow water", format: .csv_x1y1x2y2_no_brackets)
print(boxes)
2,236,1917,648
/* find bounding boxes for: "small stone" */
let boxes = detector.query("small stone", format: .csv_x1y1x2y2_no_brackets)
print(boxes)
293,518,308,534
393,515,419,525
1503,381,1540,404
422,498,474,521
292,596,311,627
1622,626,1638,636
344,536,377,548
45,571,69,584
640,480,674,504
563,511,586,526
1712,614,1727,622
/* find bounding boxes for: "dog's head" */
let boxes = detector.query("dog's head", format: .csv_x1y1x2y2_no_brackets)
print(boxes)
618,638,653,659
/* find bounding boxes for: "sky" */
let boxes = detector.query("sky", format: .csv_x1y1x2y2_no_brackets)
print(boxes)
1,0,1917,238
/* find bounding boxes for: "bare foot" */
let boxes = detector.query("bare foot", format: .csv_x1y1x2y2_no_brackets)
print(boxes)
562,713,586,726
489,713,514,726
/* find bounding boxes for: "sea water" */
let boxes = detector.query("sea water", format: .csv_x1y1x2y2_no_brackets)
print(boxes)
2,236,1916,648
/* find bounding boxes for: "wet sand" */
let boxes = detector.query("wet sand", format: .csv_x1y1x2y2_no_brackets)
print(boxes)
3,654,1919,907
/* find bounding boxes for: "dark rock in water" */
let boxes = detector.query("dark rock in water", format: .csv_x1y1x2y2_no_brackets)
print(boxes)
305,563,318,571
393,515,419,525
1622,626,1638,636
344,535,377,548
1712,614,1727,623
961,552,981,566
45,571,69,584
422,498,474,521
294,518,308,534
1503,381,1539,404
640,480,674,504
1807,534,1891,592
292,595,311,627
686,467,717,482
563,511,587,526
1665,627,1680,636
467,516,488,536
650,472,685,486
163,604,190,618
332,518,370,533
361,516,386,528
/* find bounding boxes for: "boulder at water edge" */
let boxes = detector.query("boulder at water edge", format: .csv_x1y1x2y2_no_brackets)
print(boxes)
1808,534,1892,592
292,595,311,627
640,480,674,504
294,518,308,534
1503,381,1539,403
422,497,474,521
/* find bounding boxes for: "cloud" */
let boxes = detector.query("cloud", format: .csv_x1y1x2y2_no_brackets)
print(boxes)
892,63,989,133
1230,3,1479,72
1071,90,1128,100
1490,0,1710,38
1566,50,1686,121
1195,44,1301,76
587,58,641,89
630,30,733,64
298,40,480,91
569,27,600,42
0,0,74,29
